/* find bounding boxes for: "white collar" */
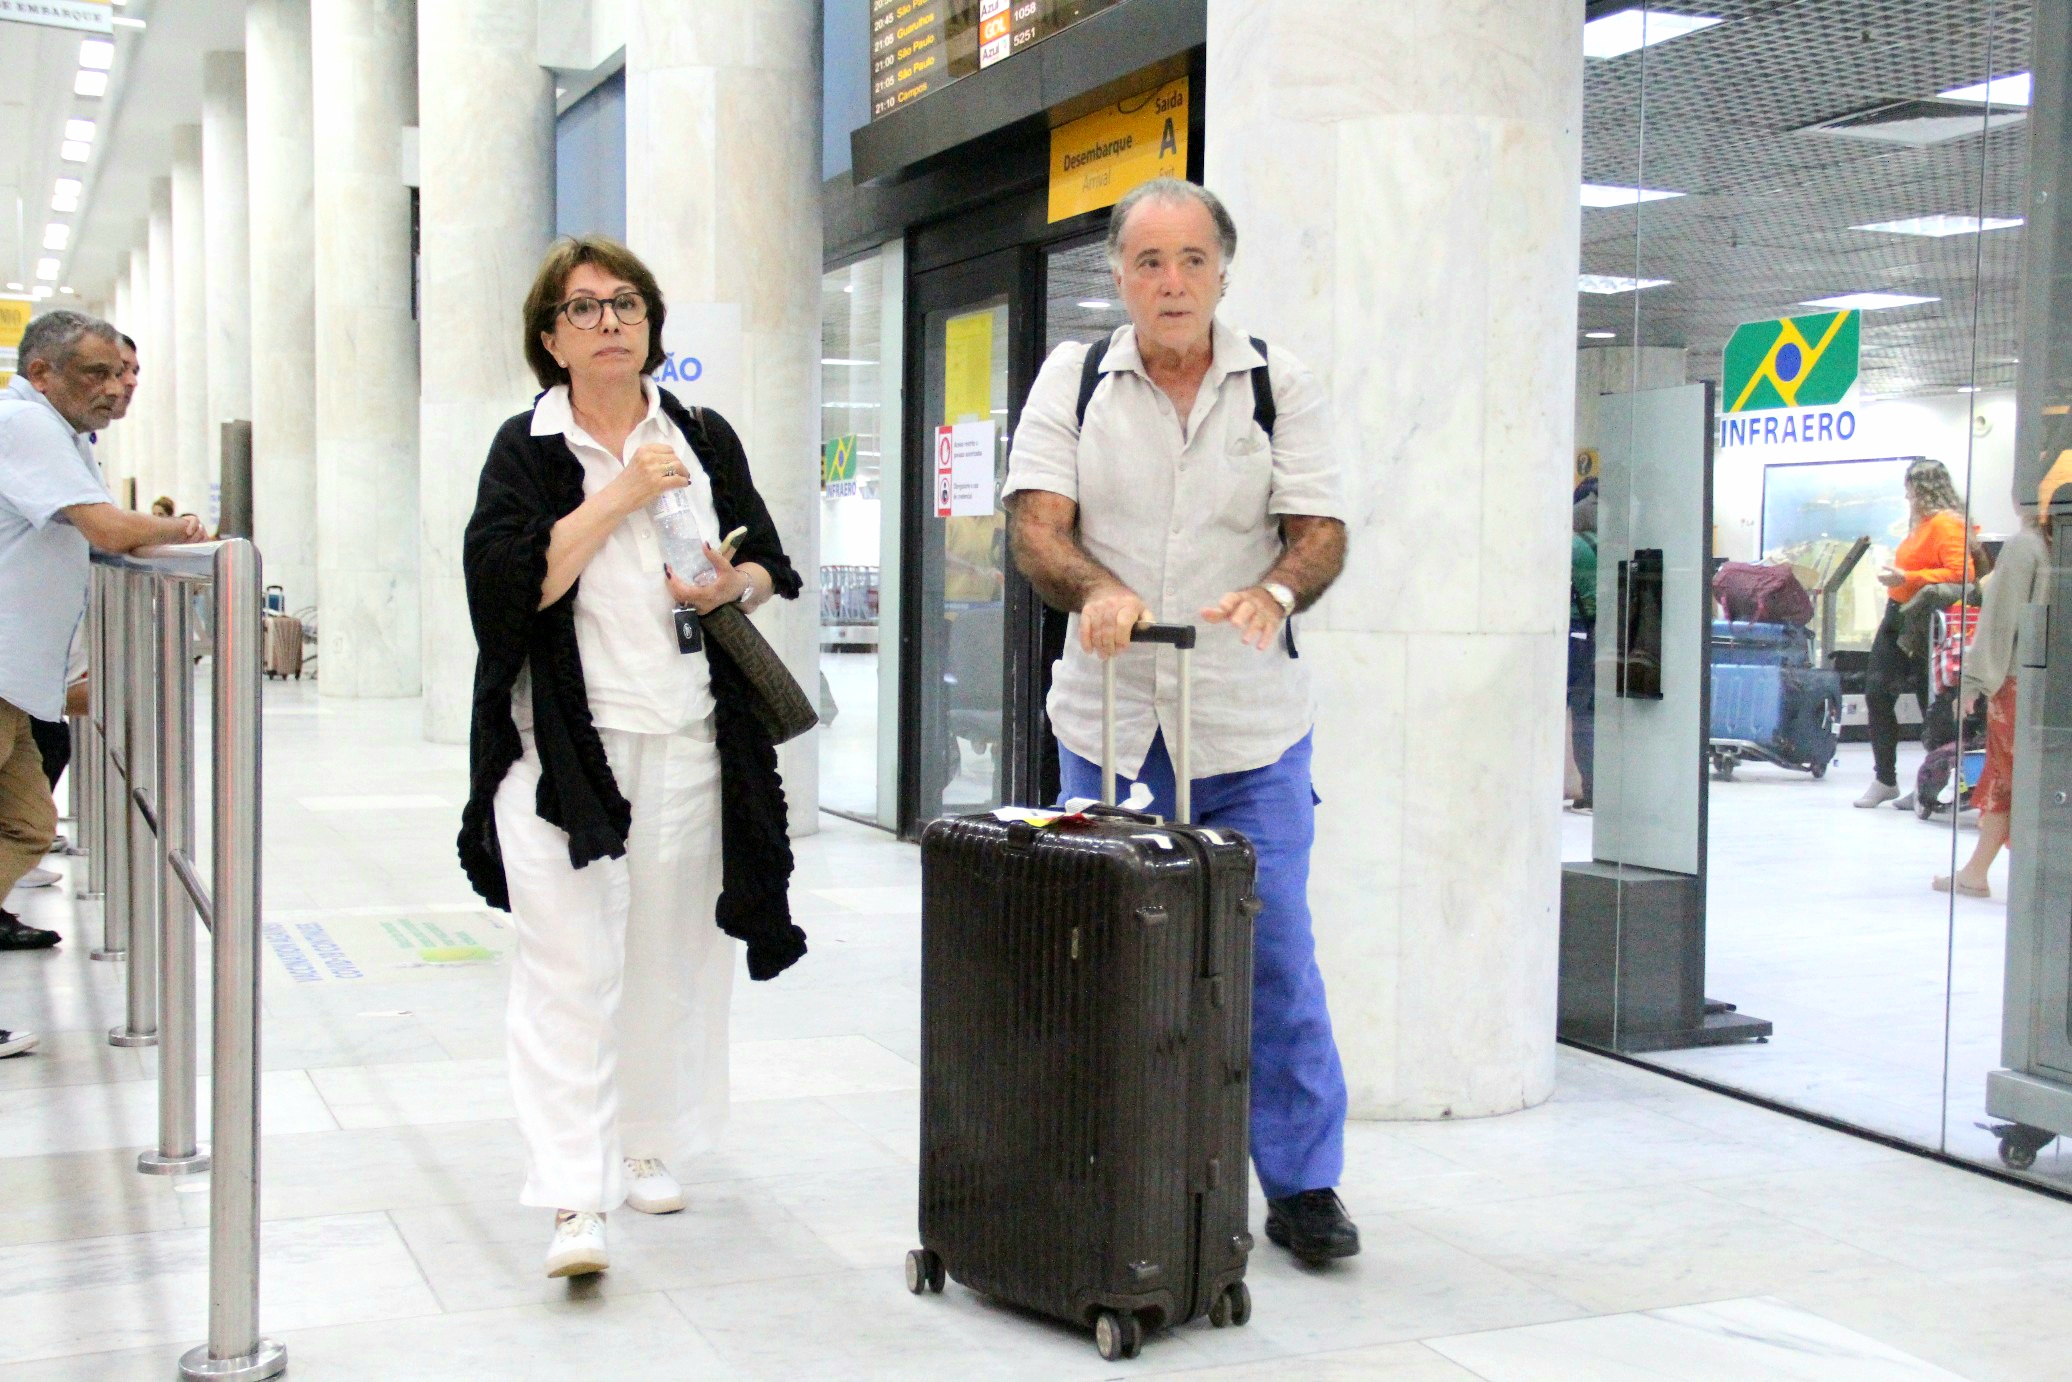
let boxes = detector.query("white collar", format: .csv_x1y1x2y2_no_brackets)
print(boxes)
1099,318,1263,380
530,378,662,439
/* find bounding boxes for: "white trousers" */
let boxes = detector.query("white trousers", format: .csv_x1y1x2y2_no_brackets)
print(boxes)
494,727,734,1211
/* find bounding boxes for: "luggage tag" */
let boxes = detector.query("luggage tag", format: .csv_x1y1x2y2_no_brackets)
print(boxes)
673,606,703,654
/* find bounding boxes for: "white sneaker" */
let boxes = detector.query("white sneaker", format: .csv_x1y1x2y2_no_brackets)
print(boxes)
624,1157,686,1214
15,867,58,889
0,1028,38,1058
1853,781,1900,809
545,1210,608,1278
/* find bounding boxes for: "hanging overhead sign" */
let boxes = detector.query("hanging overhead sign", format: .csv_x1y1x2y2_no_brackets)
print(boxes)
0,0,112,33
1047,75,1189,223
1717,309,1864,459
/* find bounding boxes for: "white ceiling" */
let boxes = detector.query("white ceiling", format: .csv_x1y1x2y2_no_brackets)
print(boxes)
0,0,245,309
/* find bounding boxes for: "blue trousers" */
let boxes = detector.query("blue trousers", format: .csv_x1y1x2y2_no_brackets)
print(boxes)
1059,731,1347,1199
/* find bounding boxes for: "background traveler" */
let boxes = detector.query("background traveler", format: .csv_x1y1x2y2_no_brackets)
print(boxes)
1856,459,1974,808
1003,177,1358,1265
457,236,807,1279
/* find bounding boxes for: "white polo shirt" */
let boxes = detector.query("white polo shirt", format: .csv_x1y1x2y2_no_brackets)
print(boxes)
1003,320,1346,781
523,381,721,737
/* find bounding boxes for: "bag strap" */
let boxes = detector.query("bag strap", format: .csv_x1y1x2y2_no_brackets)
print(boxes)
1074,336,1111,431
1072,333,1277,440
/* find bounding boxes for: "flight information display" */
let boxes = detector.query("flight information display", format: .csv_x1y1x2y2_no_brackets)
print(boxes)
870,0,1125,118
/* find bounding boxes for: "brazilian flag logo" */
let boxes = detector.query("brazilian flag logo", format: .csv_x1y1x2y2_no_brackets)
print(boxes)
1722,311,1860,413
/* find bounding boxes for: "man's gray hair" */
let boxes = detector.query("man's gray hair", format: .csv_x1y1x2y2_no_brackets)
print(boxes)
18,310,120,373
1105,177,1238,272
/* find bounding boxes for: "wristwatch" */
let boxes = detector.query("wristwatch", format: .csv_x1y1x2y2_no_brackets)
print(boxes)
1261,581,1297,618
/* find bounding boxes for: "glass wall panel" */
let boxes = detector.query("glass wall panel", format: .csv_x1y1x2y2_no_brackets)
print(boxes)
1571,1,2037,1166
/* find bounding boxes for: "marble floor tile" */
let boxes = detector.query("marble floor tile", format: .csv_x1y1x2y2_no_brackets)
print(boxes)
0,1211,438,1365
1399,1181,1894,1315
0,1069,336,1158
0,1027,150,1091
1427,1295,1962,1380
728,1034,918,1102
388,1181,851,1315
1157,1341,1480,1380
305,1057,515,1129
0,1145,190,1248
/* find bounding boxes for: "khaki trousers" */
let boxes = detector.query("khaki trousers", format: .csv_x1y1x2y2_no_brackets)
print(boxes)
0,699,57,899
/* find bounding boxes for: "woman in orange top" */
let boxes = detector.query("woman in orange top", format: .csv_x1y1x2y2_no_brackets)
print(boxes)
1856,458,1973,807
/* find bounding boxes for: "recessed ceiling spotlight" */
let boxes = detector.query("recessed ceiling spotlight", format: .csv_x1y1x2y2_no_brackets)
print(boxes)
1583,9,1721,59
78,38,114,70
1957,385,1981,393
59,286,74,295
1579,274,1672,294
4,282,20,292
30,286,53,300
1853,214,2023,237
65,118,96,143
1077,300,1114,309
74,69,108,97
59,141,91,163
1940,72,2031,107
1800,292,1939,310
1584,331,1618,340
1580,183,1684,208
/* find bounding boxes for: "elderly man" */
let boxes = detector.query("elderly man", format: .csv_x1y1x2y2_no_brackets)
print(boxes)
1004,177,1357,1264
0,311,202,955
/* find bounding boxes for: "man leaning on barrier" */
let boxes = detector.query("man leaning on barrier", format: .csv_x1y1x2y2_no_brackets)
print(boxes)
0,310,202,972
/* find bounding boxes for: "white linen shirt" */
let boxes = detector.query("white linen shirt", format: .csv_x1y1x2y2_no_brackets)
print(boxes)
1003,320,1346,781
525,381,722,737
0,373,111,721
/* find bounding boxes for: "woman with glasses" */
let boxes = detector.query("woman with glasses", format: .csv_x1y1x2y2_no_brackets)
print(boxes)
458,236,808,1278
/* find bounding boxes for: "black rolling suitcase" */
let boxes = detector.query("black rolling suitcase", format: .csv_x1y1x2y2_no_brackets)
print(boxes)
908,624,1260,1362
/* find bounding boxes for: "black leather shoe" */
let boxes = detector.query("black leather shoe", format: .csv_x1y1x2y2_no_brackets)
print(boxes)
0,910,59,950
1265,1189,1361,1263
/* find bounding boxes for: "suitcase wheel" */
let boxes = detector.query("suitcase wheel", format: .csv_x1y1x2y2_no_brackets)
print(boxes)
904,1247,944,1296
1209,1281,1251,1328
1094,1309,1144,1362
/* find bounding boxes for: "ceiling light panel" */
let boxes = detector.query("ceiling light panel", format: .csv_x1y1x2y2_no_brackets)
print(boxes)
43,224,69,251
1940,72,2031,106
1579,274,1672,294
36,259,60,281
78,38,114,70
59,142,90,163
1853,214,2023,238
1583,9,1721,59
64,118,95,143
1581,183,1686,207
1800,293,1940,311
74,70,107,97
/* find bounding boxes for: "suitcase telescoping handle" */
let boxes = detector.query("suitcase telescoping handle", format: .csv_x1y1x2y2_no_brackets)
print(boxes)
1100,622,1196,824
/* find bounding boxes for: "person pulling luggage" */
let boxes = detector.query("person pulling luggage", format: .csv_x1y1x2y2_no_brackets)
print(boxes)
1004,177,1356,1264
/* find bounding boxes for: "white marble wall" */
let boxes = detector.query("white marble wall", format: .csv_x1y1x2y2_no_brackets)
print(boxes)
124,246,150,504
247,0,319,606
626,1,823,832
312,0,420,697
146,179,176,512
170,126,210,518
203,50,253,518
416,0,554,743
106,274,131,486
1207,0,1585,1119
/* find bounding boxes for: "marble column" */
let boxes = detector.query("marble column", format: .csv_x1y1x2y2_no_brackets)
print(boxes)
416,0,554,743
147,178,176,512
1207,1,1585,1119
626,0,823,831
203,51,252,517
247,0,319,607
106,273,132,485
170,126,210,518
311,0,420,697
124,246,150,505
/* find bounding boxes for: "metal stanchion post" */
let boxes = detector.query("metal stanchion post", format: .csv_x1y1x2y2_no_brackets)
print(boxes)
111,572,159,1049
92,571,127,962
141,581,207,1177
181,539,284,1382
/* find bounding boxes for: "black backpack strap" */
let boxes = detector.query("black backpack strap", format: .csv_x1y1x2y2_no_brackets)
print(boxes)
1074,336,1111,430
1248,336,1276,438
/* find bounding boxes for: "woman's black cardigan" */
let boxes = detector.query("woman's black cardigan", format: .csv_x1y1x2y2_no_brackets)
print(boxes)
456,389,809,980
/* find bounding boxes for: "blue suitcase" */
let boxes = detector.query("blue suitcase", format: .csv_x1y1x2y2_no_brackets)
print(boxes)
1710,660,1840,778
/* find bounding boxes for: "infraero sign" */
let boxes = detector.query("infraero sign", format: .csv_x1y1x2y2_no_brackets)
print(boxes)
1717,309,1861,453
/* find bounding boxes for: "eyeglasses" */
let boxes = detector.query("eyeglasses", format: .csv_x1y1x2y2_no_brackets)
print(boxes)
556,291,648,330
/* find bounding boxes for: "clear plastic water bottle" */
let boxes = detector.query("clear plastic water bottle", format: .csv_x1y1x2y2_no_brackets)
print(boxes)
650,489,716,587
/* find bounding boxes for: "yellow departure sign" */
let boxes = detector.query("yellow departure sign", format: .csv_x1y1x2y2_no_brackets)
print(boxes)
1047,76,1189,224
